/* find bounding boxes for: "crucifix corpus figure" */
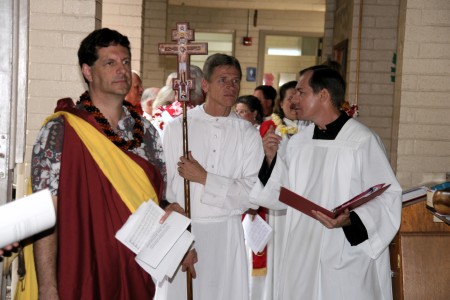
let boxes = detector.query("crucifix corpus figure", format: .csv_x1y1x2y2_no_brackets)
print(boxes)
159,22,208,102
158,22,207,300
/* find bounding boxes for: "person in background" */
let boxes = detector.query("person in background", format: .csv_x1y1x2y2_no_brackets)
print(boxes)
125,70,144,115
29,28,183,299
141,87,160,119
149,85,176,136
250,65,402,300
162,65,204,107
156,53,264,300
165,71,178,87
150,65,205,138
235,95,264,128
259,80,307,154
152,85,176,112
253,85,277,118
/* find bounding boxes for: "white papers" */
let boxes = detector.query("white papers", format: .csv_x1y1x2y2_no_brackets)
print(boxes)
0,189,56,248
242,214,273,254
115,200,194,282
137,230,194,282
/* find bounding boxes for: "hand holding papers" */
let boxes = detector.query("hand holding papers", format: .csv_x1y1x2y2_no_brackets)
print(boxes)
279,183,391,220
115,200,194,282
242,214,273,254
0,189,56,248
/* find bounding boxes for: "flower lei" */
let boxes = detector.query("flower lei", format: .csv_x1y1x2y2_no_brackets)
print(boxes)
271,113,298,137
341,101,359,118
77,91,144,151
166,100,194,117
150,105,169,130
150,101,194,131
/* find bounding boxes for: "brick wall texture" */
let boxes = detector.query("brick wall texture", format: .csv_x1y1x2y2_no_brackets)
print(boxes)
24,0,450,189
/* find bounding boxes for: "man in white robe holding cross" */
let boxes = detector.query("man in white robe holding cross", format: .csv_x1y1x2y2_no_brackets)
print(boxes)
156,53,264,300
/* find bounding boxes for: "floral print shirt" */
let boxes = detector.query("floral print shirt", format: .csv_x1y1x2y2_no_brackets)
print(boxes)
31,104,167,196
150,100,194,132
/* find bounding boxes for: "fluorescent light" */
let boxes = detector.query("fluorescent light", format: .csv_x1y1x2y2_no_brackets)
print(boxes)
267,48,302,56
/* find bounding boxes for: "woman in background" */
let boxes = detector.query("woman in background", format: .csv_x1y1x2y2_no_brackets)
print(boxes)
235,95,264,128
259,80,299,142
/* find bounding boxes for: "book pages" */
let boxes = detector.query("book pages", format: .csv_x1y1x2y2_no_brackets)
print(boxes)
242,214,273,254
115,200,193,281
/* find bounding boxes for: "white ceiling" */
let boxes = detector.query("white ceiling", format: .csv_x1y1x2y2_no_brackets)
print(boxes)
168,0,326,12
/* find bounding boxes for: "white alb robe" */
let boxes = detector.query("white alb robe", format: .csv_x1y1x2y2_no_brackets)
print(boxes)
156,105,264,300
250,118,402,300
249,118,310,300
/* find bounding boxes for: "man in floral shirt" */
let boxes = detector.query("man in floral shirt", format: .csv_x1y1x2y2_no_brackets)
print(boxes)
27,28,185,300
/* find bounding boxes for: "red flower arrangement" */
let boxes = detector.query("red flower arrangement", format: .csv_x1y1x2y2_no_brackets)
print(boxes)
341,101,359,118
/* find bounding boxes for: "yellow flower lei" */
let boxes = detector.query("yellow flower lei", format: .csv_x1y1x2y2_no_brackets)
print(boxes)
271,113,298,137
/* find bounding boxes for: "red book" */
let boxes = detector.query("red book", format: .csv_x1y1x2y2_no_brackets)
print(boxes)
279,183,391,219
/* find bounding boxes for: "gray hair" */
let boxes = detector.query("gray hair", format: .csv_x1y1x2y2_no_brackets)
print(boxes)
165,72,178,86
141,87,159,102
141,87,160,109
152,85,175,111
164,66,205,105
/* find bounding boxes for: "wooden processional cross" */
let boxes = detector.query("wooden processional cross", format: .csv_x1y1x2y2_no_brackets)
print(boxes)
158,22,208,300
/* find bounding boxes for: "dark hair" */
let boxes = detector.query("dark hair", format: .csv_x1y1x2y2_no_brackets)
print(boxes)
78,28,131,69
322,59,344,77
254,85,277,107
203,53,242,81
236,95,264,125
274,80,298,119
299,65,346,108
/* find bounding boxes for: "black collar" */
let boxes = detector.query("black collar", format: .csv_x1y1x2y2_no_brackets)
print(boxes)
313,111,351,140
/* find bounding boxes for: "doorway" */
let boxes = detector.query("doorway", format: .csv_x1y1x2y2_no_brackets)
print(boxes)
257,31,322,89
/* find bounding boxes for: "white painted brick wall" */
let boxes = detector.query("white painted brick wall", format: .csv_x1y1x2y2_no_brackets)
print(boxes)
25,0,96,165
395,0,450,187
168,0,325,12
142,0,167,87
23,0,450,189
322,0,336,62
345,0,400,157
103,0,143,73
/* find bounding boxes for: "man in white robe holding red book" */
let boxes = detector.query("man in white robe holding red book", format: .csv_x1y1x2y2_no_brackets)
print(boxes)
250,65,402,300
